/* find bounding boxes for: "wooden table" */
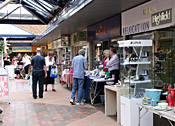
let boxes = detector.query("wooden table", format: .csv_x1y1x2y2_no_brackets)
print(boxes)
105,85,129,124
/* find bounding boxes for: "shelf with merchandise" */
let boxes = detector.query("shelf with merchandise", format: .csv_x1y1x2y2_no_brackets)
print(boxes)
118,40,153,99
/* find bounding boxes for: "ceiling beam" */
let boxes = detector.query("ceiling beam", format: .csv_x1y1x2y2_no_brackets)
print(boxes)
0,0,14,10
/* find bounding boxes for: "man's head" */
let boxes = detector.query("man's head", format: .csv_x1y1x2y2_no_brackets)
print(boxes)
79,49,85,56
110,48,116,56
36,48,41,54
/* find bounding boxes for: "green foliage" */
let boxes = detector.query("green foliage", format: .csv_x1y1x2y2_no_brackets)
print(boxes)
7,49,12,55
0,41,4,53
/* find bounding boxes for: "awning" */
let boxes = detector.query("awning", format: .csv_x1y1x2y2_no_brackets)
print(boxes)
32,0,150,46
0,24,36,39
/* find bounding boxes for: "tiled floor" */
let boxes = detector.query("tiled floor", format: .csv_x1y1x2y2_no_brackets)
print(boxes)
0,79,119,126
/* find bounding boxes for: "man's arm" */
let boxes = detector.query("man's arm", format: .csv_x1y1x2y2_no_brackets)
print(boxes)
44,65,47,78
43,58,47,78
31,65,33,75
106,55,119,67
84,58,88,70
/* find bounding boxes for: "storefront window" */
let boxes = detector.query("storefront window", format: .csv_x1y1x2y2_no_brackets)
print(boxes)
92,40,110,69
154,28,175,88
129,28,175,88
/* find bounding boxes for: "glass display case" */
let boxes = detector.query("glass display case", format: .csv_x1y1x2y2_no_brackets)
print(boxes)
118,40,153,98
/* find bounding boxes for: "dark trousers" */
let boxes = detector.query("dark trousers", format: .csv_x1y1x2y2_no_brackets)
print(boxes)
24,64,30,74
110,70,120,84
32,71,44,98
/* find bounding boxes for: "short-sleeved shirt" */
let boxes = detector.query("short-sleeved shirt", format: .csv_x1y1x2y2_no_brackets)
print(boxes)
31,55,46,72
72,55,88,79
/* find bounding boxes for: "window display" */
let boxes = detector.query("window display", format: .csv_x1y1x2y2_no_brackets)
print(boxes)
118,40,153,98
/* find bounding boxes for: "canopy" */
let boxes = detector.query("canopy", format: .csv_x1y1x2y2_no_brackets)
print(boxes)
0,24,36,38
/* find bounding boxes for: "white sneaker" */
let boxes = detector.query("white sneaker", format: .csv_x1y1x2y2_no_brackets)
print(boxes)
70,99,75,105
76,102,84,106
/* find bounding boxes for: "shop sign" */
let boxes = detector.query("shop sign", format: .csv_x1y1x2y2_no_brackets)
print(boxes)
152,8,172,27
73,34,77,43
118,40,152,47
12,46,32,52
48,43,52,49
88,15,120,41
77,31,87,41
0,76,9,97
122,0,174,36
122,22,150,36
61,35,70,46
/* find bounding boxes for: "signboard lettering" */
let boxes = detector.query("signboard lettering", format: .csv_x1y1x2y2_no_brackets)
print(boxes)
122,21,150,36
0,76,9,97
152,8,172,26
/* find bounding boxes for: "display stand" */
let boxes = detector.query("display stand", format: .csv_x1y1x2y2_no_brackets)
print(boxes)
118,40,153,126
104,85,129,124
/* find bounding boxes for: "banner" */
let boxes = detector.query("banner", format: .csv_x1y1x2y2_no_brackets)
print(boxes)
13,46,32,52
0,76,9,97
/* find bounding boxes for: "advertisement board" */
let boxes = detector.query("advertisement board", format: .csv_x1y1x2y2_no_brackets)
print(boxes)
122,0,175,36
12,46,32,52
0,76,9,97
88,15,121,41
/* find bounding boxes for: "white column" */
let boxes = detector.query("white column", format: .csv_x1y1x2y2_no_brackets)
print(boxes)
3,37,7,53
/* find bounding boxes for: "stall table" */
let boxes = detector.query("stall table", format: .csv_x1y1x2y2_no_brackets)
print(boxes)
105,85,129,124
61,73,73,88
138,103,175,126
89,76,114,105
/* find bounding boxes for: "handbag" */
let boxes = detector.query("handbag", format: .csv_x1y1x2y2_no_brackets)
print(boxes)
50,66,58,78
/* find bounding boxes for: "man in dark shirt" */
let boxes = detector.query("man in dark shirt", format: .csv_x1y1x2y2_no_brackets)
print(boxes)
31,48,47,99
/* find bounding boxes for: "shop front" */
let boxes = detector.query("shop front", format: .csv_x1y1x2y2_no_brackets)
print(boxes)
88,15,121,69
122,0,175,89
119,0,175,125
70,30,89,66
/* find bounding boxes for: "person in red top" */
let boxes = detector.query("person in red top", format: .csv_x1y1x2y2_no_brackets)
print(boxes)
103,49,110,72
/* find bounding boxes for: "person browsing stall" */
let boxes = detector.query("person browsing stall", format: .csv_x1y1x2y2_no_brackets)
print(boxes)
70,49,88,105
106,48,119,83
31,48,47,99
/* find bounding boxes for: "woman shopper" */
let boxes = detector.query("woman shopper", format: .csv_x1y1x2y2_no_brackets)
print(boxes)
45,51,56,92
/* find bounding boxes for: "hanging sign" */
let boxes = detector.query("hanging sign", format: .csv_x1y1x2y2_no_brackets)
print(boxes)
12,47,32,52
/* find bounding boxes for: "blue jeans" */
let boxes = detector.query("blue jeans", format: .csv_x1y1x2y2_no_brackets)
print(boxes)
71,78,84,103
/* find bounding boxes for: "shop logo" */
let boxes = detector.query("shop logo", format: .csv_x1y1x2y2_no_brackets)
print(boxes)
152,8,172,26
130,41,141,44
143,6,157,15
96,25,106,36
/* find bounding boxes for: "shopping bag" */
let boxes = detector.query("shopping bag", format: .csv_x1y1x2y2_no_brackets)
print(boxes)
166,88,175,106
50,66,58,78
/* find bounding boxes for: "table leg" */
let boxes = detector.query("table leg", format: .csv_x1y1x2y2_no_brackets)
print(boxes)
138,107,142,126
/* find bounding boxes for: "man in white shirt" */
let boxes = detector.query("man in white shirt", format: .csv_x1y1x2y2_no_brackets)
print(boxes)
106,48,120,83
23,53,31,79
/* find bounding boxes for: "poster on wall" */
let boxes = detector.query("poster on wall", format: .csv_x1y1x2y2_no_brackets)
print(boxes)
61,35,70,46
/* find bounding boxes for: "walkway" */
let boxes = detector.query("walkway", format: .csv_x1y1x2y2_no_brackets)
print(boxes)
0,79,119,126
